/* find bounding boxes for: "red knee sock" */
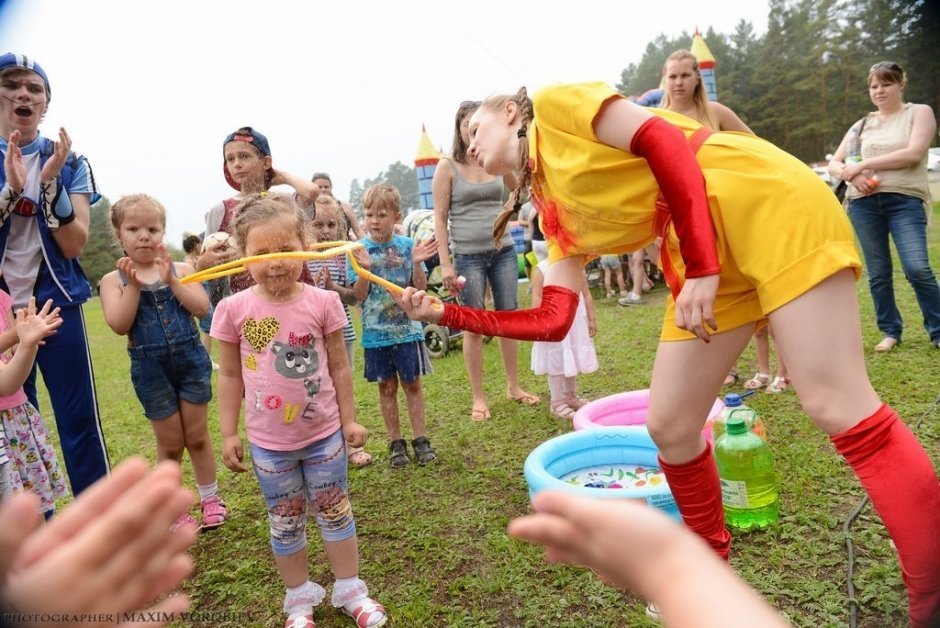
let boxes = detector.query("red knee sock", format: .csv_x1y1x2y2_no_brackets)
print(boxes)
831,403,940,627
658,442,731,560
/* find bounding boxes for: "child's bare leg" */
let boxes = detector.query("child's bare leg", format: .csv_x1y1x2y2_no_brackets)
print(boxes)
150,413,185,464
324,537,359,579
180,400,216,486
754,326,770,375
401,377,426,438
615,267,628,295
275,548,310,588
377,377,401,440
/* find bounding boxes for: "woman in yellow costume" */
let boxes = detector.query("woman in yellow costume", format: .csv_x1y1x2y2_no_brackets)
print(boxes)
397,83,940,627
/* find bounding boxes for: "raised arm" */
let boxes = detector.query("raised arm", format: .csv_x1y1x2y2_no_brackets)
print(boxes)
98,265,142,337
165,260,209,319
431,159,458,291
341,201,364,240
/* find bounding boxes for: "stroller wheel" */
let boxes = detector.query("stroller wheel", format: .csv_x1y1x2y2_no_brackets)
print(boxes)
425,324,450,358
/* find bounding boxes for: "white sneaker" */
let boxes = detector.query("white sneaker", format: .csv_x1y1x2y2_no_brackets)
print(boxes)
618,293,642,306
645,602,662,623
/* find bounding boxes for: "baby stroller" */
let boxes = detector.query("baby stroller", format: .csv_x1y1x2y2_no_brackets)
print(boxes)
422,277,464,359
402,210,461,359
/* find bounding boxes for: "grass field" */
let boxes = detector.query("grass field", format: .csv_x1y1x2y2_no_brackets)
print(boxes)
39,206,940,627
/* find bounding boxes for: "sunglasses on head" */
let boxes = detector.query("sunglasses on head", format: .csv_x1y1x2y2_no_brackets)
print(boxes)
870,61,902,74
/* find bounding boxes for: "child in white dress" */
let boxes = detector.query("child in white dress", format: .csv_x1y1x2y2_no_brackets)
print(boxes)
530,259,598,419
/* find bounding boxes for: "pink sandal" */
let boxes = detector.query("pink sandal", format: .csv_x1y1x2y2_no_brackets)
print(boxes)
200,495,228,530
550,401,577,420
285,615,315,628
343,598,387,628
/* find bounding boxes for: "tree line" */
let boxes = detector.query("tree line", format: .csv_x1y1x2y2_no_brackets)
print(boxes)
84,0,938,289
616,0,938,162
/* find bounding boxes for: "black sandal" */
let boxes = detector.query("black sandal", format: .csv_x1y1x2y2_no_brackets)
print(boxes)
388,439,409,468
723,368,739,387
411,437,437,465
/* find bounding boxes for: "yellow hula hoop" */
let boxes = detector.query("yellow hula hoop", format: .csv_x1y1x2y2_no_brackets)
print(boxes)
180,241,405,296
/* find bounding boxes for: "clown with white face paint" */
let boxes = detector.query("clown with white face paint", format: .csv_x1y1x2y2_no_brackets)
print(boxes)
0,52,110,496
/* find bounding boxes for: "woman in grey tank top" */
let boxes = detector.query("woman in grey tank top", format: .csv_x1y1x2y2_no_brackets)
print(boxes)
432,101,541,421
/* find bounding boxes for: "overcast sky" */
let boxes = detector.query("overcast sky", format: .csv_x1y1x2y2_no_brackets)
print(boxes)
0,0,769,247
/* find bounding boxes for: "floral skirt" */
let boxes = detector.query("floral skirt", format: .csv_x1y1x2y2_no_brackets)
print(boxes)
1,402,69,512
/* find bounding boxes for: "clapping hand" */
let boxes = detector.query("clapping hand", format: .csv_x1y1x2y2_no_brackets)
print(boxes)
413,238,438,264
116,257,144,289
4,130,26,192
14,297,62,349
39,127,72,183
155,244,176,285
351,247,371,271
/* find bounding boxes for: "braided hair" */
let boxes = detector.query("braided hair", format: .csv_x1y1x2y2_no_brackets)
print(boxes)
484,87,533,246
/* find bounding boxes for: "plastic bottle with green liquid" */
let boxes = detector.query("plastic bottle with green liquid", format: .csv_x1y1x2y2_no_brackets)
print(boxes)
714,415,780,529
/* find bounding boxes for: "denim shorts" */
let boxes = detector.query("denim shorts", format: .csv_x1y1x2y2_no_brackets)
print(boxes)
454,245,519,310
363,340,431,384
129,337,212,420
197,303,214,334
250,429,355,555
599,254,622,270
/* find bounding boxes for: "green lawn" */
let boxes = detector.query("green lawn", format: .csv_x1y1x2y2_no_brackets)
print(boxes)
40,206,940,627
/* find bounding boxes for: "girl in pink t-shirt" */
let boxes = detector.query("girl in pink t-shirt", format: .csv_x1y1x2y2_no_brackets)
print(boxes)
211,193,387,628
0,292,68,516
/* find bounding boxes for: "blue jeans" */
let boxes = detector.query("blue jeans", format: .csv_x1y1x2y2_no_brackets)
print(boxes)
454,245,519,310
848,193,940,343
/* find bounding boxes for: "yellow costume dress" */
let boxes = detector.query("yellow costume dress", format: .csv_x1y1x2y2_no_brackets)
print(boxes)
530,82,861,340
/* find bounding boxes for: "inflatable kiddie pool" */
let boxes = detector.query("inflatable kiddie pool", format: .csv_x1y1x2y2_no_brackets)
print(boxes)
572,388,723,443
523,426,680,521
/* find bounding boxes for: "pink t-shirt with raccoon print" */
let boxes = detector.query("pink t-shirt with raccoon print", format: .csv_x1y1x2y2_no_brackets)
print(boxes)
212,284,348,451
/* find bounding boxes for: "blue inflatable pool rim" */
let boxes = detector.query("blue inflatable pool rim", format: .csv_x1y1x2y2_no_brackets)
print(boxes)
523,426,679,520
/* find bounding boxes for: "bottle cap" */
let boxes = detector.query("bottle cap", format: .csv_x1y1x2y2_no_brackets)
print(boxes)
724,393,742,407
726,416,748,435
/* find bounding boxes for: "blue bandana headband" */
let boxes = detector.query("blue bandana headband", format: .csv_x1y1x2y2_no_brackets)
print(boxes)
0,53,51,101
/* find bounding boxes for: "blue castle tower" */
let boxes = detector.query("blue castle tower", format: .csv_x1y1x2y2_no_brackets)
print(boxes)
414,125,441,210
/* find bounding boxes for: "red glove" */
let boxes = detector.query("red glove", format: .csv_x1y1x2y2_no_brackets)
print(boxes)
439,285,578,341
631,116,720,278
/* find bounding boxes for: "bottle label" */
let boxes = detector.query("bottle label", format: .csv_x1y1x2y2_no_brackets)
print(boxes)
720,478,749,508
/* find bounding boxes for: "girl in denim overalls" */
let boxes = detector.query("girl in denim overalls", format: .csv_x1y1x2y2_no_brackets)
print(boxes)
99,194,226,531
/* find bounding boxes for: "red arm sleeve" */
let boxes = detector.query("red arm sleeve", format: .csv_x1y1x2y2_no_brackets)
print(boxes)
438,285,578,341
631,116,720,278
